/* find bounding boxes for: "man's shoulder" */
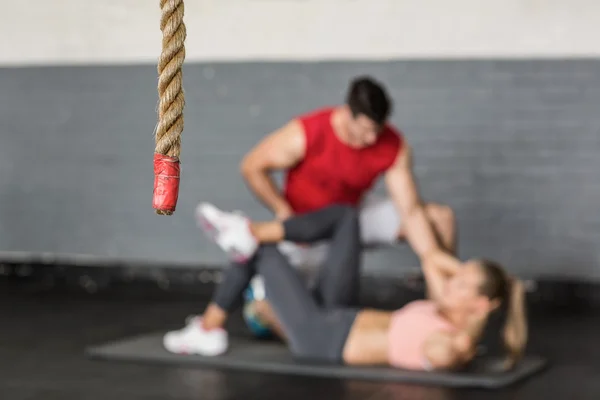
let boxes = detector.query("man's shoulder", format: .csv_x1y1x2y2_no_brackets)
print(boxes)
295,106,336,122
369,124,405,171
376,124,404,151
293,107,336,142
381,123,404,140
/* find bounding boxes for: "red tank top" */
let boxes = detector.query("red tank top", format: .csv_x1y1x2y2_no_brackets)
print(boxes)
284,107,402,214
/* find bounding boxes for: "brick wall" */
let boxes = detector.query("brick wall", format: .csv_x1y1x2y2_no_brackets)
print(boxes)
0,60,598,280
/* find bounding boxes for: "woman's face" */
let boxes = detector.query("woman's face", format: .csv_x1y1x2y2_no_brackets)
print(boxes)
441,261,490,313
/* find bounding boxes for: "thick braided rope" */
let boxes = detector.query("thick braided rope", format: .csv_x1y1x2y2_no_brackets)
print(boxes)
154,0,186,215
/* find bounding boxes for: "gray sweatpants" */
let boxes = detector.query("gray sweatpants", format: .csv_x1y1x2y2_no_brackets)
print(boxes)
212,205,361,362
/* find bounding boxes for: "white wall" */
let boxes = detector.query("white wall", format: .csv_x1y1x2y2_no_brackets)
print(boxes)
2,0,600,65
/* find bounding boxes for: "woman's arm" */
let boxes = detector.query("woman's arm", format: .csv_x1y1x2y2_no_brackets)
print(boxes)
422,331,468,370
422,315,488,370
420,249,462,301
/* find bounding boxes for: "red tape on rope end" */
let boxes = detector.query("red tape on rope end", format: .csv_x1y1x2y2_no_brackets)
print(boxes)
153,153,181,214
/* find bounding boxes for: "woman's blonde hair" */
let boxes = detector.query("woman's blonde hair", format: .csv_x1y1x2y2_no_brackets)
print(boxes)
477,260,529,370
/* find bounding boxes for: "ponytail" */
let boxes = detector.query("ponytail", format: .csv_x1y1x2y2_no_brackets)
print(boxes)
502,279,528,370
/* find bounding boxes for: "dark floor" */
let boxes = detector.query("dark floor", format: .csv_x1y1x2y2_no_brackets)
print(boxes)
1,280,599,400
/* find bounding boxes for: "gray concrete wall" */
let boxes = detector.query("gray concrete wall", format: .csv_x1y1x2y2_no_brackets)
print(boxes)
1,60,598,280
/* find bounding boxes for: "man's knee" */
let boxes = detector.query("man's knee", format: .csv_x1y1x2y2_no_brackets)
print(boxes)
426,203,455,229
359,197,401,244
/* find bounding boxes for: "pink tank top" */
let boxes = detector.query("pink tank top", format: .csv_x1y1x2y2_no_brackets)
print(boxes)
387,300,456,370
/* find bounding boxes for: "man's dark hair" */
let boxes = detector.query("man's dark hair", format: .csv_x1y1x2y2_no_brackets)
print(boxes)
345,76,392,125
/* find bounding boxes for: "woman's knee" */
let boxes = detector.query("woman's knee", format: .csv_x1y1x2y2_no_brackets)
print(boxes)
359,197,401,243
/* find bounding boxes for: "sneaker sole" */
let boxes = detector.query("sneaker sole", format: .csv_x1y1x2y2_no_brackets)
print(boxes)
163,341,227,357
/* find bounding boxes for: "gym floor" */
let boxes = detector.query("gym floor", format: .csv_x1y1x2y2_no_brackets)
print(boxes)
1,279,598,400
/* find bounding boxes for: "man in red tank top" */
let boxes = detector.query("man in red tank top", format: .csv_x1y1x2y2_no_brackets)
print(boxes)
240,76,456,272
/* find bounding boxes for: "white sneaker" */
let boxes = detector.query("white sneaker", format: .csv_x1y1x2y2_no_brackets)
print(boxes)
195,202,258,263
163,316,228,356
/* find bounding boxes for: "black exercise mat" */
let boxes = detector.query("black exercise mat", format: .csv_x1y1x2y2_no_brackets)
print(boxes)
86,333,548,389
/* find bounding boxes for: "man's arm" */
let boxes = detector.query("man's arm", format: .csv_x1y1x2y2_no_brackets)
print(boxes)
384,145,442,258
240,120,306,220
385,145,462,299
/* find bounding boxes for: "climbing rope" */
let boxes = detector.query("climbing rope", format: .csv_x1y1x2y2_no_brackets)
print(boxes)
153,0,187,215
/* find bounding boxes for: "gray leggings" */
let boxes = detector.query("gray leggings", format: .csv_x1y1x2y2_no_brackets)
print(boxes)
213,205,362,311
212,205,361,362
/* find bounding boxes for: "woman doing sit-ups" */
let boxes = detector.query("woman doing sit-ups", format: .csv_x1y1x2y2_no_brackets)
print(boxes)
170,203,528,371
